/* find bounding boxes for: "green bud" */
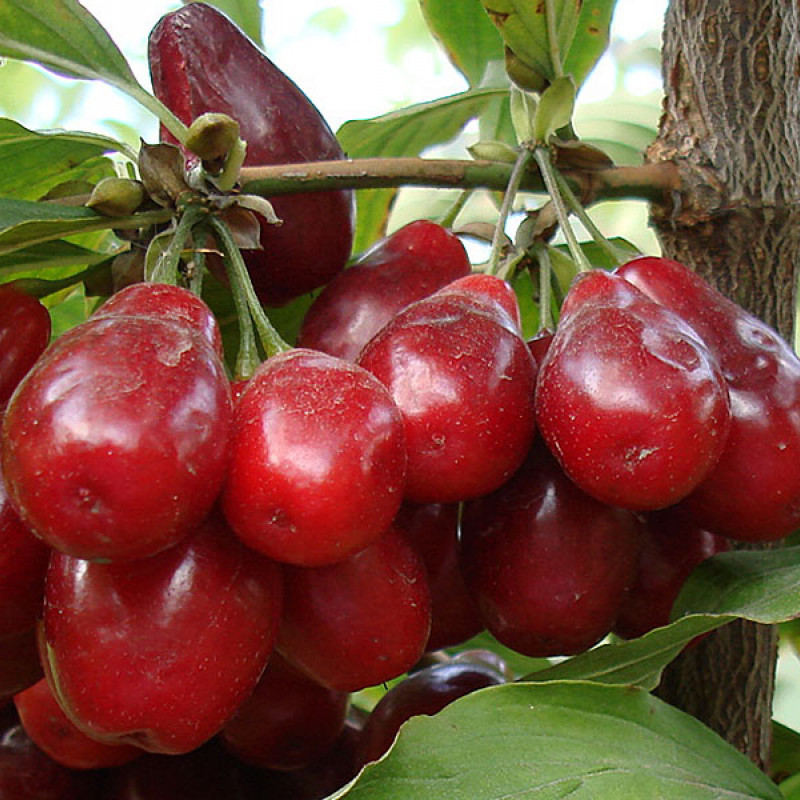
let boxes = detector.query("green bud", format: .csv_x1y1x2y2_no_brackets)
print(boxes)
186,112,241,162
85,177,145,217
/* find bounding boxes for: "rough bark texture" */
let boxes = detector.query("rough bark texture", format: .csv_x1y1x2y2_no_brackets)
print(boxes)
648,0,800,769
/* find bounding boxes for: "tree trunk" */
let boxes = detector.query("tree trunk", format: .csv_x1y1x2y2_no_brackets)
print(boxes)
648,0,800,770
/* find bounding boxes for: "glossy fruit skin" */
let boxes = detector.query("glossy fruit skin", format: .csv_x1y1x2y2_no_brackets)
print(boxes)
40,516,283,755
0,716,101,800
535,270,731,511
617,256,800,541
0,286,51,409
222,348,406,567
220,652,349,770
394,502,483,651
2,315,232,562
358,660,506,766
277,527,431,692
0,467,49,640
460,443,642,657
613,508,729,640
95,282,223,356
358,286,537,503
297,220,471,361
14,679,141,770
149,3,354,306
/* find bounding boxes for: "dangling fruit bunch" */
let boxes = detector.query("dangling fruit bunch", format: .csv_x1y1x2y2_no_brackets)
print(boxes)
1,2,800,797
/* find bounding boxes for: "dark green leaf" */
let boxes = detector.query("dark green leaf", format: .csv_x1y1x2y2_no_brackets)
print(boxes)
673,545,800,623
523,616,726,690
562,0,617,88
0,119,125,200
336,682,781,799
0,240,114,281
420,0,504,86
772,721,800,783
337,88,508,159
0,0,138,88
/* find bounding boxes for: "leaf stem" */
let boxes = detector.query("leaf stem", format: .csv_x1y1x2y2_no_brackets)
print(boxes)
206,214,291,361
534,146,593,272
147,204,206,284
487,147,533,277
553,169,629,266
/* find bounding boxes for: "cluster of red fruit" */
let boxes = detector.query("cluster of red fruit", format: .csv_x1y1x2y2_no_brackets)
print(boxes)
2,2,800,797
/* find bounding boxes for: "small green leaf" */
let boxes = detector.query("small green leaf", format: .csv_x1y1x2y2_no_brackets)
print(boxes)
420,0,504,86
509,86,537,143
335,682,782,799
533,75,576,142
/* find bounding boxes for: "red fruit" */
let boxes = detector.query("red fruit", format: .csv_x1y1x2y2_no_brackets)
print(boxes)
40,516,283,755
220,652,349,770
613,508,730,640
0,285,50,409
14,679,141,770
535,270,731,511
0,466,49,640
617,255,800,541
460,443,642,657
95,283,223,356
148,3,354,306
358,286,537,503
433,273,522,331
298,220,471,361
2,315,232,562
277,527,431,691
96,739,259,800
394,502,483,651
222,349,406,566
358,660,506,765
0,628,43,703
0,716,101,800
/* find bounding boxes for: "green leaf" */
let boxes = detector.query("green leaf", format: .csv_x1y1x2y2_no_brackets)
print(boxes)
0,119,127,201
0,0,187,141
336,682,781,799
772,721,800,783
0,0,137,88
524,616,726,690
338,88,508,159
533,75,576,142
420,0,504,86
562,0,617,89
352,188,396,254
0,240,114,280
673,545,800,623
481,0,582,88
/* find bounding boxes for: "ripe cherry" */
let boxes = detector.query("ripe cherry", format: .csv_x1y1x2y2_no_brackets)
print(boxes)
277,527,431,692
298,220,471,361
460,443,642,657
535,270,731,510
617,255,800,541
222,348,406,567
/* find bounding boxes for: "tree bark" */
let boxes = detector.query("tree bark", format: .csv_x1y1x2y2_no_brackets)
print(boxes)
648,0,800,770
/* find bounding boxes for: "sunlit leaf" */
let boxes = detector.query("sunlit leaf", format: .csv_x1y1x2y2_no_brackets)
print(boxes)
338,87,508,159
0,0,138,89
0,240,114,282
562,0,618,88
334,682,781,799
420,0,504,86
